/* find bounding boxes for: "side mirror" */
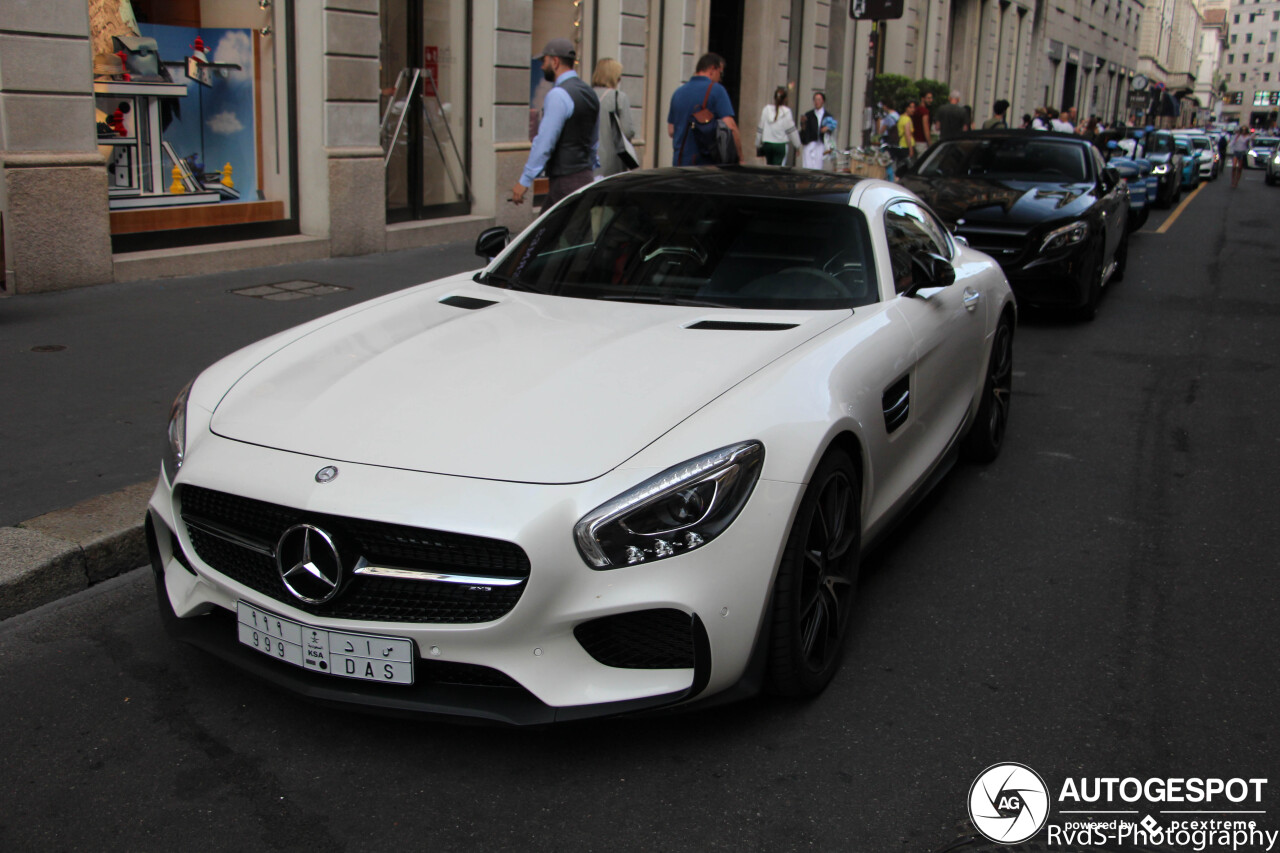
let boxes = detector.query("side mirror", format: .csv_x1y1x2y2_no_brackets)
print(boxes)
1103,167,1121,190
904,252,956,296
475,226,510,261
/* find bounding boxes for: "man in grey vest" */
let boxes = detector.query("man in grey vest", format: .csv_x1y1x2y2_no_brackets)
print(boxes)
511,38,600,211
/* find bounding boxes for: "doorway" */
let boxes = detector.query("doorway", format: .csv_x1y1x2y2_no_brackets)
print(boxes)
708,0,745,113
1061,62,1078,113
380,0,471,222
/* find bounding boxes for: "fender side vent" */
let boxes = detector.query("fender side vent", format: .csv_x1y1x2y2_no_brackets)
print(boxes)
686,321,798,331
883,375,910,434
440,295,498,310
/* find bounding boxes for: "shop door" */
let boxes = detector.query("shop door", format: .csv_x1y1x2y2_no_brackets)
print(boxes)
381,0,471,222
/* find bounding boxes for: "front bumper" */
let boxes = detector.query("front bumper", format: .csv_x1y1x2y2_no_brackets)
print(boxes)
148,432,802,722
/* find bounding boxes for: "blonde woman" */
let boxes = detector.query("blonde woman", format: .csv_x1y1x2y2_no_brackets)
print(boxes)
756,86,801,165
592,58,636,177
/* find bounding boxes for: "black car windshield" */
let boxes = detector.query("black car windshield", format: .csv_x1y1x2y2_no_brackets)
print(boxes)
485,190,878,310
914,137,1091,182
1147,134,1175,154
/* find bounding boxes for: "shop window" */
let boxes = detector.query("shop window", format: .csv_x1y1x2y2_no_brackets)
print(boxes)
92,0,297,250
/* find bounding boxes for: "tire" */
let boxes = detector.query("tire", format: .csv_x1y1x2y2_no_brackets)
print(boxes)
961,317,1013,464
767,448,861,697
1077,240,1105,321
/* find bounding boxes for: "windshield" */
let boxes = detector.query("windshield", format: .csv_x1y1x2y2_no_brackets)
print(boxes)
1253,136,1280,148
915,137,1091,182
1147,133,1175,154
486,190,878,310
1189,137,1210,150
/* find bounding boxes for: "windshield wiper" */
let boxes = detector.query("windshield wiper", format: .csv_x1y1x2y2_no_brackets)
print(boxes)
474,271,543,293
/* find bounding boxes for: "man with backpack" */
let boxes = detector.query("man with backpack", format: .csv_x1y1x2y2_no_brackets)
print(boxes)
667,53,742,165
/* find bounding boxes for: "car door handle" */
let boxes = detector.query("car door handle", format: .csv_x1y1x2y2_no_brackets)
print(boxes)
963,288,981,311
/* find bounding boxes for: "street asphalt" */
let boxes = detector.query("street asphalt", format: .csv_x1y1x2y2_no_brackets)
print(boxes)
0,236,486,619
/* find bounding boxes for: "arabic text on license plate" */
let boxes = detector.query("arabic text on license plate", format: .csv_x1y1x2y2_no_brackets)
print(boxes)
236,602,414,685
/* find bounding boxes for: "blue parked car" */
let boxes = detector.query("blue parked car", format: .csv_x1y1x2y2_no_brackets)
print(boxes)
1107,156,1150,230
1173,136,1202,191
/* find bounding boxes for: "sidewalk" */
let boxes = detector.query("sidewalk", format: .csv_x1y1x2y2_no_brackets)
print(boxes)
0,237,484,619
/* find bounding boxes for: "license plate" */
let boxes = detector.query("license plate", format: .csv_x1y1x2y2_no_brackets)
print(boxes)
236,601,414,685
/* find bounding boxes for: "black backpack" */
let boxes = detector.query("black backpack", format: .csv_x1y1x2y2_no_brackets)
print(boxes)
682,81,739,165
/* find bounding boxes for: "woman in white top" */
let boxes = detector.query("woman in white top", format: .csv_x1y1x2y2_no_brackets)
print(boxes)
592,58,636,178
1229,126,1251,188
755,87,800,165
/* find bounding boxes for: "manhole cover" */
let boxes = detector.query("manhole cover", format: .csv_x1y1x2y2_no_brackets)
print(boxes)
231,281,350,299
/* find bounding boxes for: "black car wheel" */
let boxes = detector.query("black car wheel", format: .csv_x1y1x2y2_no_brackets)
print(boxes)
768,448,861,697
1078,239,1106,321
961,317,1013,464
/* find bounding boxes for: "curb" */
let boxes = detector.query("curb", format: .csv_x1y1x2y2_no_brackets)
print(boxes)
0,481,154,620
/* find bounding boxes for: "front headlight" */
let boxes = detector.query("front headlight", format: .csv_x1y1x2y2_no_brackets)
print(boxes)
1152,164,1169,175
574,441,764,569
163,380,194,484
1039,221,1090,254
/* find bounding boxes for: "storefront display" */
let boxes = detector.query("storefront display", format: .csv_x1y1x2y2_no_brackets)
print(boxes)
89,0,296,246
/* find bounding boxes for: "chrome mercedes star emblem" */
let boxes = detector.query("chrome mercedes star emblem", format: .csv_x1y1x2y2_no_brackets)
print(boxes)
315,466,339,483
276,524,343,604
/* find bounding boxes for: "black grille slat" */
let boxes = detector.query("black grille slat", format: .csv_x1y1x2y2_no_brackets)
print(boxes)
574,609,695,669
179,486,529,624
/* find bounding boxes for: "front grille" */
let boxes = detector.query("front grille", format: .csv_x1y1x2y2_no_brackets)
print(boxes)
574,609,696,669
958,227,1032,266
179,485,529,624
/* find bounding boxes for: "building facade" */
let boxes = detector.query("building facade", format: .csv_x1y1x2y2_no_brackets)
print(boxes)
1218,0,1280,126
1136,0,1206,125
2,0,1198,296
1192,6,1229,124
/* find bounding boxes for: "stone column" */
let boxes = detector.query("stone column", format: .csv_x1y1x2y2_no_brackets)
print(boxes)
0,0,113,293
323,0,385,256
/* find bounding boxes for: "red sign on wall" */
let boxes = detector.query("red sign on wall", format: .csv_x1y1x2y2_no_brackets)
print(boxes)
423,46,439,97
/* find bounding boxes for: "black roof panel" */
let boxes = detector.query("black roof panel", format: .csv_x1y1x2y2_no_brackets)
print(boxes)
592,165,867,204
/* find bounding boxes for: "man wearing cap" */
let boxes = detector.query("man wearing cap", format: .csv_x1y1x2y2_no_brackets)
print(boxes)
511,38,599,210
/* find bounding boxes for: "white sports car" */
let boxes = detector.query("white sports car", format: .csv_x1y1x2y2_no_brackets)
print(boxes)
147,167,1016,723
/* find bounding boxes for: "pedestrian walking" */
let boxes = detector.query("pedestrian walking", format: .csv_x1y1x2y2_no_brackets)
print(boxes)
934,91,970,140
1230,126,1251,187
913,91,934,156
511,38,599,211
894,101,917,168
800,92,833,170
667,52,741,165
755,86,801,166
591,57,636,178
983,99,1010,130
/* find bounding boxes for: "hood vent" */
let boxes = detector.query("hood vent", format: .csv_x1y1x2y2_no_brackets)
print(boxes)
686,320,799,332
440,295,498,310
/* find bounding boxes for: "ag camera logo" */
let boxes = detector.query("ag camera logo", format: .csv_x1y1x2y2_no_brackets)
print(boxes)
969,763,1051,844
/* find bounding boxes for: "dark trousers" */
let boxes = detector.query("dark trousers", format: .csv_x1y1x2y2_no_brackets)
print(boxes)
544,169,594,211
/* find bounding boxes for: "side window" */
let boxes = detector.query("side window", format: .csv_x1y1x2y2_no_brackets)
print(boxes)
885,201,951,295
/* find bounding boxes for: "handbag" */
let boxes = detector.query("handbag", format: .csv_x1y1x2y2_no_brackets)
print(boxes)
609,92,639,171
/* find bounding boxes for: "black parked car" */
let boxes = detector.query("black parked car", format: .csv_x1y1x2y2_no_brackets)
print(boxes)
1142,130,1186,206
899,130,1130,319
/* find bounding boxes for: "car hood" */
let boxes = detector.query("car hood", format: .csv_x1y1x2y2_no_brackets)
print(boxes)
900,176,1094,228
209,277,847,484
